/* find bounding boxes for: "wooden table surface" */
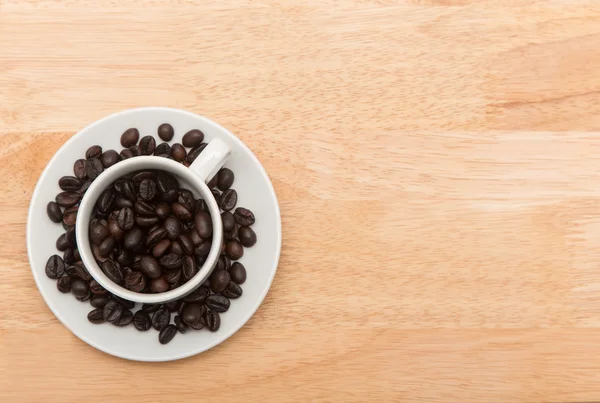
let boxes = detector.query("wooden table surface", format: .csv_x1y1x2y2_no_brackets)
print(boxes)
2,1,600,401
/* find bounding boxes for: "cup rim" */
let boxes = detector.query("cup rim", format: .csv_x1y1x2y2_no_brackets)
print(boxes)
75,156,223,304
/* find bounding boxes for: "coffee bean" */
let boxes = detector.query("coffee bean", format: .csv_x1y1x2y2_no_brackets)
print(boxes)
171,202,192,222
101,260,123,285
139,135,156,155
181,256,198,281
205,294,230,312
145,227,167,247
203,309,220,332
211,189,221,206
178,234,194,255
229,262,246,284
57,275,71,293
105,214,123,243
89,279,107,295
152,307,170,330
117,207,135,231
59,176,82,191
123,227,144,250
85,145,102,159
56,233,69,251
222,282,243,299
174,316,188,333
186,143,207,164
91,295,110,308
164,216,182,240
195,198,209,214
100,149,120,168
115,249,133,267
103,300,124,322
88,308,105,324
65,225,76,247
217,168,234,191
151,276,169,293
194,240,211,257
63,248,76,264
157,123,174,141
183,286,210,303
142,303,162,313
210,270,230,293
124,270,146,292
138,179,157,201
86,157,104,180
45,255,65,279
113,194,132,209
129,145,141,156
220,212,235,233
154,142,171,156
207,174,218,190
114,178,136,201
182,129,204,147
46,201,63,223
187,229,202,247
194,211,212,239
182,303,204,326
159,324,177,344
79,180,92,195
73,262,92,281
154,201,170,220
140,255,162,279
73,159,87,180
121,128,140,147
161,189,178,203
234,207,255,226
120,149,134,160
220,189,237,211
59,205,77,227
136,215,159,228
71,278,90,300
56,191,80,208
159,253,182,270
134,200,155,216
133,310,152,331
152,239,171,257
226,240,244,260
165,267,183,285
238,226,257,247
112,295,136,309
171,143,186,162
96,189,115,213
90,221,109,246
225,226,238,242
113,310,134,326
98,236,116,258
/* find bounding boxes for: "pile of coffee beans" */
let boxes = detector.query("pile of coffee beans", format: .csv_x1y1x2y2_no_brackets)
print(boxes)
44,124,256,344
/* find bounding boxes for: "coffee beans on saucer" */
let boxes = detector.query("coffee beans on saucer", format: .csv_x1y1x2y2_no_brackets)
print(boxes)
44,124,257,344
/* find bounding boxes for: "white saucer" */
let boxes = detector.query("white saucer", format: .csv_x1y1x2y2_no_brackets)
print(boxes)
27,107,282,361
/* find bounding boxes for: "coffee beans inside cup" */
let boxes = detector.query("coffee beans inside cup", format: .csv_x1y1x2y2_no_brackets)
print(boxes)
44,125,255,344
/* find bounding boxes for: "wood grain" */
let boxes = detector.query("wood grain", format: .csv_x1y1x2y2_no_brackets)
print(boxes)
2,0,600,401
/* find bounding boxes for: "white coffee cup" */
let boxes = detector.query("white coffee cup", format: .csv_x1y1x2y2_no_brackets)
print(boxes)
75,138,231,304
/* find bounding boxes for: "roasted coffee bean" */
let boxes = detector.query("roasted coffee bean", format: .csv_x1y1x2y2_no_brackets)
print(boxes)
174,316,188,333
142,303,162,313
121,128,140,147
102,260,123,285
113,194,133,209
229,262,246,284
152,307,170,330
159,324,177,344
186,143,207,164
98,236,116,258
194,211,212,239
59,176,82,191
47,201,63,223
65,225,76,247
234,207,255,226
182,256,198,281
138,179,157,201
117,207,135,231
182,303,204,326
123,227,144,250
96,189,115,213
64,264,76,277
85,145,102,159
195,198,208,213
158,123,174,141
222,282,243,299
136,215,159,228
154,201,170,220
114,178,136,201
211,189,221,206
183,286,210,303
164,216,182,240
171,143,186,162
90,295,110,308
56,233,69,251
188,229,203,247
171,202,192,221
134,200,155,217
56,191,80,208
139,135,156,155
90,221,109,245
73,159,87,179
217,168,235,191
103,299,124,322
56,275,71,293
177,234,194,255
45,255,65,279
129,145,141,156
161,189,178,203
150,276,169,293
124,270,146,292
154,142,171,156
107,212,124,241
79,180,92,195
120,148,134,160
210,270,230,293
132,170,154,183
170,241,183,255
145,227,167,247
221,211,235,232
133,310,152,331
116,248,134,266
73,262,92,281
165,267,183,285
159,253,181,270
175,189,193,210
73,248,81,262
219,189,237,211
152,239,171,257
238,226,257,247
177,302,187,317
156,171,177,192
86,157,104,180
112,295,136,309
88,308,105,324
140,255,162,279
180,129,203,147
194,240,211,257
89,279,107,295
226,240,244,260
113,310,134,326
203,309,220,332
100,149,120,168
71,278,90,300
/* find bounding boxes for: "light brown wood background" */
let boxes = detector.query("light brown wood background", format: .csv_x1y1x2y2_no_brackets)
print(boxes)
2,0,600,401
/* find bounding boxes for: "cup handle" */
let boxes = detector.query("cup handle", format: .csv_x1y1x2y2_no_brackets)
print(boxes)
189,138,231,183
